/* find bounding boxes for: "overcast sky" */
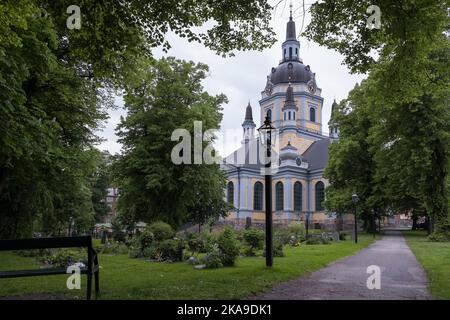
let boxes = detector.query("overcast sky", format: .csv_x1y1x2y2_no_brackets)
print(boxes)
96,2,366,157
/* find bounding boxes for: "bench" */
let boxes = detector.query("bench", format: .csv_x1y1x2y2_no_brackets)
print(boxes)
0,236,100,300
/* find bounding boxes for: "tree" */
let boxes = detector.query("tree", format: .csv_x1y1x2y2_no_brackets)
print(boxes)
0,0,276,238
91,150,113,223
306,0,450,229
114,57,229,228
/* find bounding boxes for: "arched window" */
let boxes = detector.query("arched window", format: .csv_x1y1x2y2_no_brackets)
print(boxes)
293,112,296,120
295,48,298,55
253,182,263,211
310,107,316,122
227,181,234,206
266,109,272,121
275,182,284,211
289,47,292,59
294,182,302,212
315,181,325,211
288,111,291,120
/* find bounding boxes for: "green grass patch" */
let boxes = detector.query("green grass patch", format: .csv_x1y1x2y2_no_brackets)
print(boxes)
0,234,377,300
402,230,450,300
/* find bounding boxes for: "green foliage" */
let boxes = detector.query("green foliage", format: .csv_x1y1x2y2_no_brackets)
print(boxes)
307,0,450,226
0,0,276,239
111,220,127,243
159,239,185,262
272,239,285,257
428,222,450,242
304,235,331,245
242,228,264,256
139,229,155,249
146,221,174,242
217,228,240,266
186,232,214,254
339,232,349,241
202,244,223,269
114,58,229,228
100,242,129,255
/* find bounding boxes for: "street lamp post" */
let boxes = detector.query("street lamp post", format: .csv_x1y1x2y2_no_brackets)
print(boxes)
258,115,275,267
305,211,310,239
352,193,359,244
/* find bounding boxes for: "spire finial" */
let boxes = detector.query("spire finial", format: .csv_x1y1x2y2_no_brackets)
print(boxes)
289,1,293,20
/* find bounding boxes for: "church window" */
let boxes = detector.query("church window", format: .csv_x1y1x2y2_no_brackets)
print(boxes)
295,48,298,55
276,182,284,211
267,109,272,121
227,181,234,206
294,182,302,211
315,181,325,211
253,182,263,211
284,112,286,121
289,47,292,59
310,107,316,122
293,112,296,120
288,111,291,120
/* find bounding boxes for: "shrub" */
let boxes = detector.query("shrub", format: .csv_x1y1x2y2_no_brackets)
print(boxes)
100,241,128,255
243,228,264,255
263,239,285,258
202,244,223,269
273,239,285,257
142,246,159,259
139,229,155,248
304,234,331,245
147,221,174,242
339,232,348,241
159,239,184,262
186,232,214,254
428,222,450,242
128,246,142,259
217,228,240,266
44,249,87,268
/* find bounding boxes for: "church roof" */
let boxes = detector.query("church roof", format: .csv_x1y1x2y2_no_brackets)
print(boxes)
302,138,331,171
245,102,253,121
269,61,314,85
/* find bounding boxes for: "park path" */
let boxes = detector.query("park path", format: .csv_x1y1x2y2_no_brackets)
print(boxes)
251,230,432,300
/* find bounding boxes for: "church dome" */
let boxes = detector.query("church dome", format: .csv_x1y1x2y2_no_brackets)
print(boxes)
269,61,314,85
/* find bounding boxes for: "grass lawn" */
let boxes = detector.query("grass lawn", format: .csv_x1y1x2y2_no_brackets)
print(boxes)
0,234,377,300
402,230,450,300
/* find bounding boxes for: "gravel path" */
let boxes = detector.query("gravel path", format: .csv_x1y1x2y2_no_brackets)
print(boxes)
251,230,432,300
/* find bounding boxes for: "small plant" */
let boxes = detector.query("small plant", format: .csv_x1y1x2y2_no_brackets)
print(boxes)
159,239,184,262
339,232,348,241
139,229,155,249
147,221,175,242
202,244,223,269
217,228,240,266
428,222,450,242
243,228,264,256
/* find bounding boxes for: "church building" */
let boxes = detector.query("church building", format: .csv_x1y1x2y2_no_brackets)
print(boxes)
222,11,340,226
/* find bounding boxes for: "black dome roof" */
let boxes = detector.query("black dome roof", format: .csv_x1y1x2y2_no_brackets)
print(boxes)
269,61,314,85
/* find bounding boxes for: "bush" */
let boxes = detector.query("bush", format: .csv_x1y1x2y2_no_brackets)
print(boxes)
273,239,285,257
186,232,214,254
139,229,155,248
263,239,285,258
217,228,240,266
243,228,264,256
428,222,450,242
202,244,223,269
142,245,159,259
339,232,348,241
159,239,184,262
100,241,128,255
128,246,142,259
147,221,174,242
43,249,87,268
304,234,331,245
